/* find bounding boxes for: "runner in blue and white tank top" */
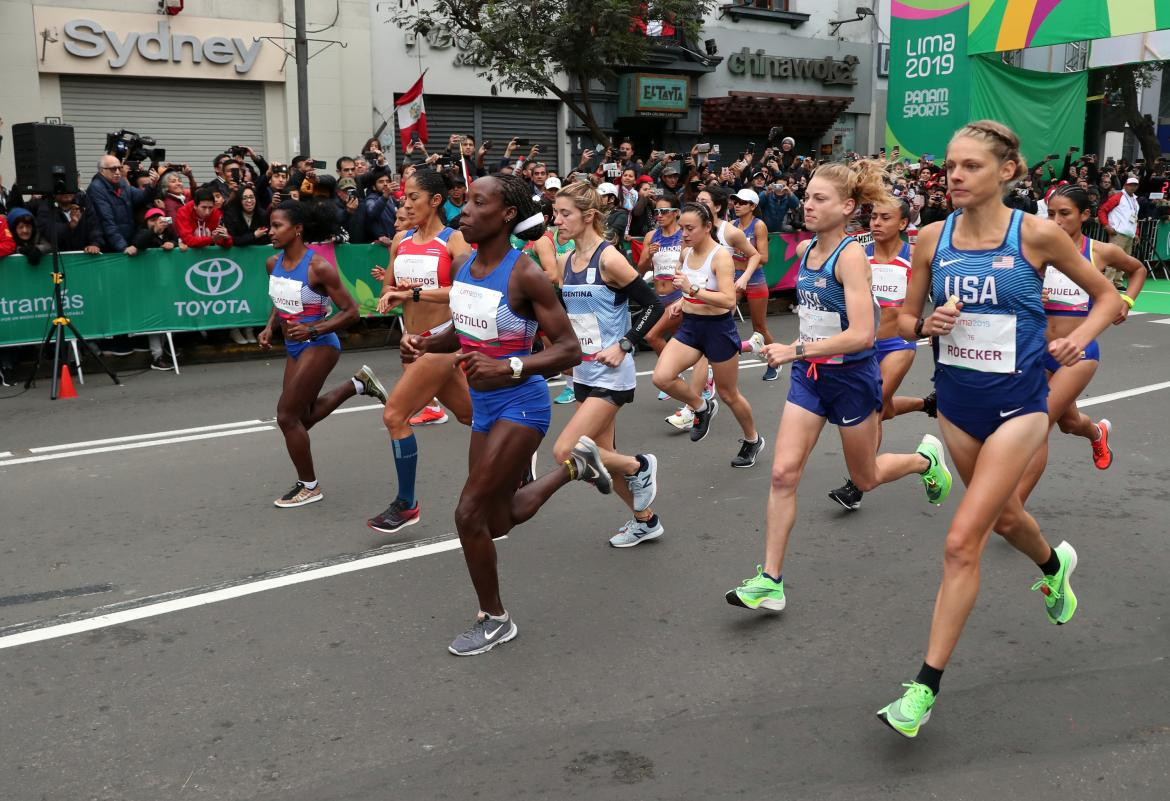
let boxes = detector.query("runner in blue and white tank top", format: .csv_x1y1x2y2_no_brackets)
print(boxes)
259,200,387,509
726,159,950,621
878,121,1120,739
554,182,667,547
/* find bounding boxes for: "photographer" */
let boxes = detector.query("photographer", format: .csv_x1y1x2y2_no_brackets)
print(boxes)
222,184,270,246
332,177,363,241
919,187,950,226
133,208,184,251
23,190,101,253
758,179,800,233
175,186,233,248
266,163,291,211
357,168,398,245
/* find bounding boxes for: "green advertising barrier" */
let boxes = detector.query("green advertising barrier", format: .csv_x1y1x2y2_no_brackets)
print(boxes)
0,243,392,347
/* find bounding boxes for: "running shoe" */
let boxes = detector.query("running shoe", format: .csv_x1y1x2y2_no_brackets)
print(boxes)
274,481,322,508
1091,419,1113,470
828,478,864,511
657,389,670,401
409,404,448,426
922,390,938,419
626,454,658,512
916,434,952,506
553,384,576,404
609,517,665,548
702,367,715,400
367,498,421,534
150,354,176,371
745,332,766,355
876,682,935,738
1031,540,1078,625
448,614,518,656
354,365,388,404
725,565,785,611
731,435,765,468
762,365,780,381
665,406,695,431
690,398,719,442
570,436,612,494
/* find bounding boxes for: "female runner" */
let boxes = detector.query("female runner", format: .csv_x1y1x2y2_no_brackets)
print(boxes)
401,174,609,656
730,188,778,379
725,160,952,612
259,199,388,508
553,182,665,547
879,121,1118,737
651,203,763,468
367,169,472,534
638,194,684,352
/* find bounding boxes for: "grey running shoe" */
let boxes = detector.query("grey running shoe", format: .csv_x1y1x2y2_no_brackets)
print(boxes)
609,517,664,548
354,364,388,404
448,614,518,656
626,454,658,512
731,435,765,468
571,436,612,494
690,398,719,442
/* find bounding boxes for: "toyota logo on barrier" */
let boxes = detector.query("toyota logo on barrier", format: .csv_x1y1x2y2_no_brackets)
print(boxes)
185,258,244,297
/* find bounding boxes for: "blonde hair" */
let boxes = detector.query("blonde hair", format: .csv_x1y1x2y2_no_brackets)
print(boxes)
811,159,892,208
556,181,606,236
950,119,1028,183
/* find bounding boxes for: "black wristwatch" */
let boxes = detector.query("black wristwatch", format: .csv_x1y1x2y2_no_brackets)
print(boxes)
306,325,319,341
412,287,422,303
914,318,926,338
619,337,634,354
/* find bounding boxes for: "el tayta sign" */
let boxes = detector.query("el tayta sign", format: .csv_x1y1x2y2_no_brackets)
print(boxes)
618,73,690,118
33,8,286,82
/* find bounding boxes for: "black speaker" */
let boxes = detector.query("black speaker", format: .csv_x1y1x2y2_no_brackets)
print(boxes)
12,122,79,195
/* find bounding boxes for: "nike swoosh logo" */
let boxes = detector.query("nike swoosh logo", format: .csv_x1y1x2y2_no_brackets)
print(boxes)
483,624,505,641
999,407,1023,418
841,416,861,424
938,258,961,267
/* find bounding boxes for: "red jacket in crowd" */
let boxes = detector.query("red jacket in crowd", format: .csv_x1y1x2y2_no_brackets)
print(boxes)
174,201,233,248
0,216,15,257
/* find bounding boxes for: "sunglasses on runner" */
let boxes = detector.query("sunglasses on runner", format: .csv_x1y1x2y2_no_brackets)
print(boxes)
653,207,679,215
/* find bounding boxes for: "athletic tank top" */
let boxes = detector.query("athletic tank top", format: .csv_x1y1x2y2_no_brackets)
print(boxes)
550,227,575,257
716,220,735,256
867,240,913,308
269,251,331,325
680,246,720,306
451,249,538,359
795,236,878,365
394,227,455,289
650,227,683,283
731,218,765,285
931,209,1047,399
562,242,636,390
1043,236,1094,317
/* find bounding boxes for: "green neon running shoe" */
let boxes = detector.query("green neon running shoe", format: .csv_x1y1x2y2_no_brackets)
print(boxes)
917,434,952,506
724,565,786,611
876,681,936,738
1031,540,1079,625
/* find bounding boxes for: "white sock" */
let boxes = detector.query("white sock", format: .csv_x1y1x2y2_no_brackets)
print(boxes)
484,610,509,622
693,399,708,413
301,479,319,490
351,377,364,395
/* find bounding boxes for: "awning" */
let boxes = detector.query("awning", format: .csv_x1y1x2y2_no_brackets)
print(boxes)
701,93,853,137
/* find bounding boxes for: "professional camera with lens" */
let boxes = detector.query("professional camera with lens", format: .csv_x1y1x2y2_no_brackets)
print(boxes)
228,145,250,157
105,129,165,165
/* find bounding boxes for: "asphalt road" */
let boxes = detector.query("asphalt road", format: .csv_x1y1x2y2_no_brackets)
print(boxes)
1,311,1168,801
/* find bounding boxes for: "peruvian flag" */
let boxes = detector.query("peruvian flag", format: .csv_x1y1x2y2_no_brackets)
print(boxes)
395,75,427,152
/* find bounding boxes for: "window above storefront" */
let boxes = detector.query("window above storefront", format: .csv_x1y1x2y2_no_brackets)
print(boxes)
720,0,810,28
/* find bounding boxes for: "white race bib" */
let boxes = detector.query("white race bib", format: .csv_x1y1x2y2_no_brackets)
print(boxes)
652,248,679,279
871,263,909,308
394,254,441,289
268,274,303,315
798,306,843,342
939,312,1017,373
1042,266,1090,313
450,282,502,343
568,312,603,355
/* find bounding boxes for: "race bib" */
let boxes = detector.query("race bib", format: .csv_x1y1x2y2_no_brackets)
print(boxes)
871,263,909,308
450,282,501,343
652,248,679,279
939,312,1017,373
394,254,441,289
1042,266,1090,313
798,306,844,364
268,275,303,315
568,312,603,356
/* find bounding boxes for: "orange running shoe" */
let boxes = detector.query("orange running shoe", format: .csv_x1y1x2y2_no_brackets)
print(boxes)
1091,419,1112,470
410,404,449,426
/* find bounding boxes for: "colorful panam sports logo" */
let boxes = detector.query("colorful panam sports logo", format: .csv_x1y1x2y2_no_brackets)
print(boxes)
177,258,251,316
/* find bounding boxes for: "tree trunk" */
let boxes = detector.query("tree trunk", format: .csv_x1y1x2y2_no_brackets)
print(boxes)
1115,64,1163,161
539,75,612,150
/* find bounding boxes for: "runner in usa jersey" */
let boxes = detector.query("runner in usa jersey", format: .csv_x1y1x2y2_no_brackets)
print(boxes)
880,120,1120,740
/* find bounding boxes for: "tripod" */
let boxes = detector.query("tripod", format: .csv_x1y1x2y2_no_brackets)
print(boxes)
24,196,120,398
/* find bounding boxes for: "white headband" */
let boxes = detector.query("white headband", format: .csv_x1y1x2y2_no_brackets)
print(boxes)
512,212,544,234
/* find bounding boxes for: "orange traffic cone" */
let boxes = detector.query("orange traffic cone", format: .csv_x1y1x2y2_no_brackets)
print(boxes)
58,364,78,399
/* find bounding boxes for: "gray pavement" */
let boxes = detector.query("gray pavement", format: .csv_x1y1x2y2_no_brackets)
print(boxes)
1,312,1168,800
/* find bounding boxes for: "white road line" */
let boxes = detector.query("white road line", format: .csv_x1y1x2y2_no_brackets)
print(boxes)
0,427,275,467
28,419,269,453
0,452,10,458
1077,380,1170,408
1151,318,1170,325
0,537,466,651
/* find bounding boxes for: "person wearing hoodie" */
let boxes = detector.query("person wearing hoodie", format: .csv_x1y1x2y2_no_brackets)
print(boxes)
175,187,233,248
6,207,52,265
357,169,398,245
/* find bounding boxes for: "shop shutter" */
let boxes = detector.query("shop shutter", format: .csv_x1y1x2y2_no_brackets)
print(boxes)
479,100,560,173
412,96,476,153
59,76,266,180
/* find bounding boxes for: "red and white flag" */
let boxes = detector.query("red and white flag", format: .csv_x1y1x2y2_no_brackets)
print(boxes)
395,75,427,152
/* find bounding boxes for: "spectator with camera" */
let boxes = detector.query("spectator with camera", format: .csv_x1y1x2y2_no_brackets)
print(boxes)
356,167,399,245
758,179,800,233
21,190,101,253
266,163,291,210
222,184,270,247
175,186,233,248
919,187,950,227
133,207,184,252
88,155,154,255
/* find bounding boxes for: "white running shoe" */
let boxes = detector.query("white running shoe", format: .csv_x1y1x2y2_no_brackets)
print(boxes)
666,406,695,430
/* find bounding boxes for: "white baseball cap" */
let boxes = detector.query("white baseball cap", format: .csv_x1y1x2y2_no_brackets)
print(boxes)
597,182,619,198
544,176,562,190
1126,174,1140,185
733,188,760,206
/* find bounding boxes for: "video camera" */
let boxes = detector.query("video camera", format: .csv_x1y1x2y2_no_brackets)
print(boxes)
105,129,165,165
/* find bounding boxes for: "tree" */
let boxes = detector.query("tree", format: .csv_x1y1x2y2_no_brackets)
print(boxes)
390,1,714,148
1101,61,1167,161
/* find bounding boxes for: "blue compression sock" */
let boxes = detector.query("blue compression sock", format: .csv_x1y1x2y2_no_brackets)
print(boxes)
392,434,419,506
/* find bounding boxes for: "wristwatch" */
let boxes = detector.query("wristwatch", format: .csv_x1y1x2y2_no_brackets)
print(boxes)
913,318,926,338
795,342,806,360
508,356,524,379
412,287,422,303
688,283,702,297
306,325,319,341
619,337,634,354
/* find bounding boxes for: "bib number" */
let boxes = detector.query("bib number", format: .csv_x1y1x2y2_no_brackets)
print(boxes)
268,275,304,315
568,312,603,356
871,264,909,308
394,254,441,289
450,283,502,343
798,306,844,364
652,249,679,279
1042,266,1090,313
939,312,1017,373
